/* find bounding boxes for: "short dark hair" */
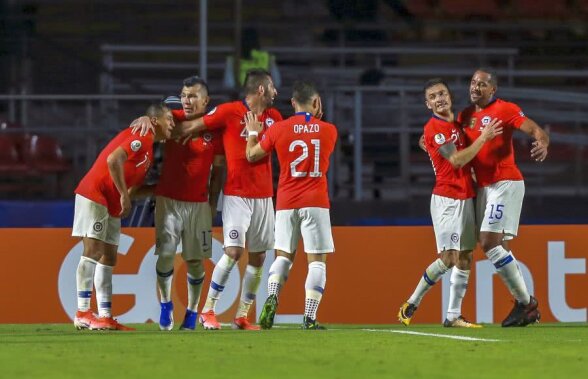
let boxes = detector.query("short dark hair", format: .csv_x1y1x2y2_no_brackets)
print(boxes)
475,67,498,87
182,75,209,95
423,77,450,93
146,102,169,118
292,80,319,105
243,69,271,94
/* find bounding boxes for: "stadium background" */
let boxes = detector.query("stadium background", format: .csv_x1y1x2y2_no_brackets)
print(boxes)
0,0,586,325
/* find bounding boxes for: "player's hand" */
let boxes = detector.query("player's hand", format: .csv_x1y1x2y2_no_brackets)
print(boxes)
244,111,263,133
130,116,155,136
531,140,548,162
119,193,132,218
480,118,503,142
418,134,426,152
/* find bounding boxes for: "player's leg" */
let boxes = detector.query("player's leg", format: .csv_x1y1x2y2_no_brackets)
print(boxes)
444,198,480,328
71,195,110,329
478,181,539,327
399,195,455,326
154,196,182,331
259,209,299,329
179,202,210,330
232,197,274,330
200,196,251,329
299,207,334,330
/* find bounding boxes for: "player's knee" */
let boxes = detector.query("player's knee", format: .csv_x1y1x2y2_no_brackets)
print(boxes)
456,250,473,270
248,251,266,267
225,246,244,261
439,250,458,268
156,254,175,273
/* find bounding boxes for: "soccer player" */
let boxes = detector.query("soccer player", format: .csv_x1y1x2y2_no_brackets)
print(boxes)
72,103,174,331
153,77,224,331
398,78,503,328
174,69,282,330
245,80,337,330
459,68,549,327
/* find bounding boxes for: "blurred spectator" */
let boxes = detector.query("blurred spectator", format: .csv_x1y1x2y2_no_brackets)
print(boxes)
224,27,281,89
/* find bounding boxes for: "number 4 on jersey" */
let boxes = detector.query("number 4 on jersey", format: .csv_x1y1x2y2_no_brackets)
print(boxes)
289,139,321,178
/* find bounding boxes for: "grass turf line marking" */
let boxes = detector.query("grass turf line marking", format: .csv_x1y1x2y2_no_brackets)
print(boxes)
362,329,501,342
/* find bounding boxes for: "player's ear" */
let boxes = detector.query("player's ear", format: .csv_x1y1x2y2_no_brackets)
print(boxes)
425,100,433,111
258,84,265,95
203,96,210,107
150,116,159,126
290,98,296,109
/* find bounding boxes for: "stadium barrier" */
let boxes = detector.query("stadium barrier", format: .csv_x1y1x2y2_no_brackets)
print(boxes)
1,226,586,325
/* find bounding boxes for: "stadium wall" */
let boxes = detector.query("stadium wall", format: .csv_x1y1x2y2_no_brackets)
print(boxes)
1,226,586,325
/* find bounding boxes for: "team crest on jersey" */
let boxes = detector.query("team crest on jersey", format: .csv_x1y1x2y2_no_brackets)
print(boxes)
203,132,213,142
130,140,142,152
481,116,492,126
468,117,477,129
265,118,275,128
434,133,446,145
207,107,217,116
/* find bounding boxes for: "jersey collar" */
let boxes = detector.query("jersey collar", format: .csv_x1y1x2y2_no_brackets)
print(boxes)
431,113,453,124
241,99,251,111
295,111,312,122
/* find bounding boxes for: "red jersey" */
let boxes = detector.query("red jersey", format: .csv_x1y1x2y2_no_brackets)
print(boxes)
155,109,224,202
259,112,337,210
424,115,475,200
75,128,154,216
459,98,526,187
202,100,282,198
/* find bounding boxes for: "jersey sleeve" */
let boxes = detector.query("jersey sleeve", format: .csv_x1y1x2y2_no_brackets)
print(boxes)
172,109,187,122
259,122,277,152
120,133,152,159
503,101,527,129
424,121,451,153
202,103,232,130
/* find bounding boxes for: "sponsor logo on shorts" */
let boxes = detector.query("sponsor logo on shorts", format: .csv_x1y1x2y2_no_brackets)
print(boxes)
451,233,459,243
93,222,103,233
229,230,239,239
130,140,142,152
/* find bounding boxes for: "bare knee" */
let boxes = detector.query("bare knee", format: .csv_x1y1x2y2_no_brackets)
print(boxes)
224,246,244,261
439,250,459,268
456,250,473,270
479,232,503,253
247,251,266,267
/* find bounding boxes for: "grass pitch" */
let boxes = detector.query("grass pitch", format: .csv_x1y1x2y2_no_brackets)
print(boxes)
1,323,586,379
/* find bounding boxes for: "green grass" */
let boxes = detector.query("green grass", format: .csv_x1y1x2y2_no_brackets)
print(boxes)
0,323,587,379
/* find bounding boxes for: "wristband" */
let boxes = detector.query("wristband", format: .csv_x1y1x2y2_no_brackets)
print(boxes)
248,131,259,138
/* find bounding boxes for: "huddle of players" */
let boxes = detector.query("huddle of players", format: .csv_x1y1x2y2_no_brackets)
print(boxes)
71,69,337,331
70,66,548,331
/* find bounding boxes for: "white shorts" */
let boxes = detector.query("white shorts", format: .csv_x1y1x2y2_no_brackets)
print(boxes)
476,180,525,240
275,207,335,254
154,196,212,260
430,195,476,253
222,195,275,252
72,194,120,246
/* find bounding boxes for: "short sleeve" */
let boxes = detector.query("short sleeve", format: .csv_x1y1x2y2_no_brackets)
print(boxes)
202,103,231,130
503,102,527,129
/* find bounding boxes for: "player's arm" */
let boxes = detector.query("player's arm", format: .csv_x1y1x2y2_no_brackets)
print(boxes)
519,118,549,162
106,147,132,218
209,154,225,218
441,119,503,169
244,111,269,162
177,117,207,137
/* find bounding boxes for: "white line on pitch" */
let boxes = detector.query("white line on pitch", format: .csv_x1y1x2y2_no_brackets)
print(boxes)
362,329,501,342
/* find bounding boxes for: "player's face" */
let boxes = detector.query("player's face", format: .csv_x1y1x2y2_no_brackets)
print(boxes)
262,78,278,107
424,84,452,116
156,109,175,139
180,85,209,117
470,71,496,106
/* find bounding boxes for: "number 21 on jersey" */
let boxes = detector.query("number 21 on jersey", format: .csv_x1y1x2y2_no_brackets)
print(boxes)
289,139,321,178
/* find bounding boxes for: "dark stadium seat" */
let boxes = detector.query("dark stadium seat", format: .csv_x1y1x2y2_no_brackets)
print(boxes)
515,0,569,18
0,135,28,173
23,135,71,173
439,0,500,18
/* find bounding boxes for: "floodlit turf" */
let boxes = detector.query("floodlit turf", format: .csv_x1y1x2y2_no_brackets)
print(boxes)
0,323,587,379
